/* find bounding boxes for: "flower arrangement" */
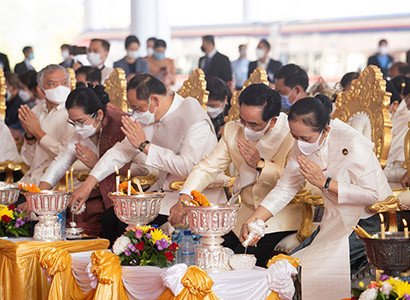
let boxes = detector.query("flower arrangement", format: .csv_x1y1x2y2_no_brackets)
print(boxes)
112,225,178,267
181,190,211,206
0,204,31,237
19,182,41,193
117,181,139,195
350,275,410,300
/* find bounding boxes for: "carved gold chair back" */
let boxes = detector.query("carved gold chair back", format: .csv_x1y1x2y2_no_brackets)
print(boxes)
0,68,6,120
225,67,268,123
104,68,128,112
178,68,209,110
403,121,410,174
67,68,76,91
333,65,392,168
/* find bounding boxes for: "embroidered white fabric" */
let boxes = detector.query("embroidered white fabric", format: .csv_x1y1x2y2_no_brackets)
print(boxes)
160,263,188,296
267,259,298,300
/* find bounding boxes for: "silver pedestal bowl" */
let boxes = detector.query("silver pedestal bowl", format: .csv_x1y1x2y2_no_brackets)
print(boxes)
108,192,165,230
0,182,20,205
23,191,71,241
185,204,241,272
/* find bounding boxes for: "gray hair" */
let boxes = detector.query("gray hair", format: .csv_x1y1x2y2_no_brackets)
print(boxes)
37,64,70,88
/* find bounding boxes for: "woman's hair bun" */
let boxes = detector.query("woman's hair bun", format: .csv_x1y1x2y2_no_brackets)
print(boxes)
314,94,332,115
90,84,110,105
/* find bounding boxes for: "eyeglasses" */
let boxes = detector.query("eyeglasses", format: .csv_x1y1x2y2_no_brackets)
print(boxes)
68,113,96,127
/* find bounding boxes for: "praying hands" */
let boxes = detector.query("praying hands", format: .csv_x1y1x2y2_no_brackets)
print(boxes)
18,104,45,141
121,116,149,154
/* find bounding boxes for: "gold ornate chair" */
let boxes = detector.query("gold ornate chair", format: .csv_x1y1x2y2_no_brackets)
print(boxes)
67,67,76,91
104,68,128,112
178,68,209,110
0,68,6,120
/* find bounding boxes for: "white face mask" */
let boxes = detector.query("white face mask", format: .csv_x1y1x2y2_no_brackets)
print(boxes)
75,122,97,139
244,119,271,142
297,130,324,155
256,48,265,60
127,50,139,60
130,98,157,125
378,45,388,56
87,52,103,66
207,105,224,119
147,47,154,57
19,89,32,102
43,85,71,105
61,50,70,60
5,90,11,102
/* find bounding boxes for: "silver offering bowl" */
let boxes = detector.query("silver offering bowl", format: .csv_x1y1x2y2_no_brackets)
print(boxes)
0,182,20,205
185,204,241,272
108,192,165,230
23,191,71,241
359,232,410,277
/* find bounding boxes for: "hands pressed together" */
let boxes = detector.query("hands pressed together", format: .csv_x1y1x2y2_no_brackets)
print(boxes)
237,138,260,169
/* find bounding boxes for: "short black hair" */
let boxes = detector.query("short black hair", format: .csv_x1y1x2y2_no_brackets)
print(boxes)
239,83,281,121
154,39,166,49
274,64,309,91
91,38,110,52
147,37,157,43
75,66,92,76
202,35,215,46
206,76,232,103
125,35,140,49
86,67,102,85
340,72,360,89
390,62,407,75
127,73,167,101
61,43,72,50
390,75,410,98
18,70,37,90
66,85,109,114
259,39,271,51
288,94,332,132
379,39,388,46
22,46,32,54
386,80,402,104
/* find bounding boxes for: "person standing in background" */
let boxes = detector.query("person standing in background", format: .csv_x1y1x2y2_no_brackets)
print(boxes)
199,35,232,83
0,52,11,73
114,35,149,81
59,44,75,69
14,46,36,75
145,37,157,58
87,39,113,83
248,39,282,85
231,44,250,90
367,39,394,78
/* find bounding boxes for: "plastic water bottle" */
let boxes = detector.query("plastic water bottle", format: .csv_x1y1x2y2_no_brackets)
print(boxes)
57,211,66,238
180,230,196,266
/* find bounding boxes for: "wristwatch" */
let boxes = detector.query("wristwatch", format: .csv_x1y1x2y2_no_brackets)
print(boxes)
24,133,36,141
256,158,265,172
138,140,150,152
323,177,332,192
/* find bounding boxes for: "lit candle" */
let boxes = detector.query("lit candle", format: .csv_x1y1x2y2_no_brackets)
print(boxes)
379,213,385,239
127,169,131,196
403,219,408,238
65,171,69,192
238,194,242,205
115,166,120,193
70,167,74,192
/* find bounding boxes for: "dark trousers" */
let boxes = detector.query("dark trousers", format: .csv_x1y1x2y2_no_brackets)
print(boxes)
222,230,296,267
101,206,168,247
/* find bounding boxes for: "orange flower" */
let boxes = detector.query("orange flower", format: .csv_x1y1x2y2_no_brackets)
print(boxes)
119,181,139,195
19,182,41,193
190,190,211,206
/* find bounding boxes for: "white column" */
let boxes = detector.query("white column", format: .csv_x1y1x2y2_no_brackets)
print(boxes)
84,0,104,30
130,0,171,56
243,0,263,23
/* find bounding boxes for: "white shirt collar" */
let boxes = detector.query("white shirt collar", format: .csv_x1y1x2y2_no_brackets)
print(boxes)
207,48,217,59
159,92,184,122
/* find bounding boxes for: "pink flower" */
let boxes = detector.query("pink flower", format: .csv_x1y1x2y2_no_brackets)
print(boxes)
135,229,143,239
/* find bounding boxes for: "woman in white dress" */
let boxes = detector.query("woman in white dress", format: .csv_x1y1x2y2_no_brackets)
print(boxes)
240,94,392,300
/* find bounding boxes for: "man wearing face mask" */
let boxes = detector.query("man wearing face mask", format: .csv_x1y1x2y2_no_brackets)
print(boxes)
17,64,75,188
367,39,394,78
248,39,282,85
143,39,175,89
199,35,232,83
171,83,301,267
145,37,157,58
231,44,250,90
59,44,76,69
14,46,36,75
114,35,149,80
87,38,113,84
274,64,309,112
70,73,225,244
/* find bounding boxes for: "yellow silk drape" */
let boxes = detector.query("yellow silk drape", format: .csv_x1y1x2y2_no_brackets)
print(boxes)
87,250,130,300
265,254,300,300
0,238,109,300
38,247,89,300
157,266,220,300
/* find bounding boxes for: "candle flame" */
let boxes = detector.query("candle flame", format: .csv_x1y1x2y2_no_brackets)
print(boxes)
403,219,408,227
379,213,384,223
70,167,74,172
238,194,242,205
127,169,131,180
66,171,69,175
115,166,119,175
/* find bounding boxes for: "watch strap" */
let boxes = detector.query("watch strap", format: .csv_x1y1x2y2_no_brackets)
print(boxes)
138,140,150,152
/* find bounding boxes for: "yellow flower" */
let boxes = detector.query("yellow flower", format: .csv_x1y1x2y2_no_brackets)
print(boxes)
0,205,14,220
150,228,171,243
359,282,365,288
137,225,152,234
387,277,410,297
